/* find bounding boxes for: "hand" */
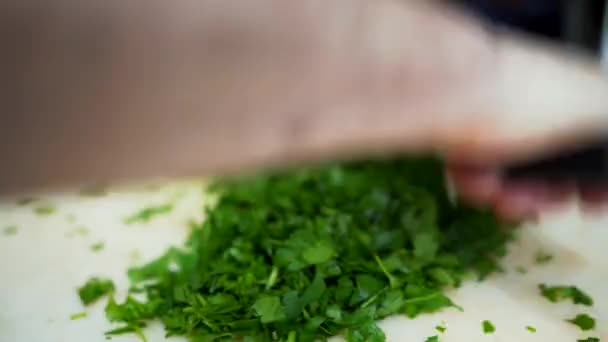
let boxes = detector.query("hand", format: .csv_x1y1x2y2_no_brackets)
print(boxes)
3,0,608,207
448,164,608,221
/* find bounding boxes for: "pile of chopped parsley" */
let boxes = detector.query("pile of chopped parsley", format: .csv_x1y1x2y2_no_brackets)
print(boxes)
80,157,514,341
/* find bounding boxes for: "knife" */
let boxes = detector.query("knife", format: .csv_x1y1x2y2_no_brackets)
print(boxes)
504,140,608,185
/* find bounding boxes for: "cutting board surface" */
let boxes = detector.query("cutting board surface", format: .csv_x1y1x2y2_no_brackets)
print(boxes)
0,180,606,342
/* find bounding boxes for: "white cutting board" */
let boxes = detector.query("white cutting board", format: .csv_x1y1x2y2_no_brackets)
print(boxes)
0,180,606,342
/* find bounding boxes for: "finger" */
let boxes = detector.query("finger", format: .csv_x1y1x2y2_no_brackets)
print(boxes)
579,187,608,211
448,165,501,205
492,185,546,220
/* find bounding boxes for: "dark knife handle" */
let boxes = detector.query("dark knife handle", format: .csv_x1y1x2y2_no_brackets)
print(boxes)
504,140,608,185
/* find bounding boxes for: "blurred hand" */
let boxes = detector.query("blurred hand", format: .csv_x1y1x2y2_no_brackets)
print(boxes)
448,164,608,221
3,0,608,218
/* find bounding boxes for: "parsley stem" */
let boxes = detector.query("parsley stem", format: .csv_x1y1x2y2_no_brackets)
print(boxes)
265,266,279,290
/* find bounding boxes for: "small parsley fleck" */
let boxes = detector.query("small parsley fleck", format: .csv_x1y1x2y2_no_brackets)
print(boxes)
482,320,495,334
539,284,593,306
525,325,536,333
535,251,553,264
34,205,56,216
124,204,173,224
78,278,115,306
567,314,595,331
91,242,105,252
69,312,87,320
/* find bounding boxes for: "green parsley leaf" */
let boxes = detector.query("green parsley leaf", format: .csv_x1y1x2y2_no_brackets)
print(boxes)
252,296,286,323
525,325,536,333
539,284,593,306
425,336,439,342
69,312,87,320
78,278,115,305
482,320,495,334
578,337,600,342
567,314,595,331
124,204,173,224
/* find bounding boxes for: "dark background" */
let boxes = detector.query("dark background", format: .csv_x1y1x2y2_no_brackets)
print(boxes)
459,0,606,53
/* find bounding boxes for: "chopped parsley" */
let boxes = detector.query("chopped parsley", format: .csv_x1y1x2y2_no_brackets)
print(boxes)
81,158,513,341
124,204,173,224
534,251,553,264
567,314,595,331
69,312,87,320
435,324,447,333
3,225,17,236
525,325,536,333
578,338,600,342
482,320,495,334
91,242,105,252
34,205,56,216
425,336,439,342
539,284,593,306
78,278,115,306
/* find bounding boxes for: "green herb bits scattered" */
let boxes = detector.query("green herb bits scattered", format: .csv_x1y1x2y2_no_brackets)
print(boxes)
79,158,512,341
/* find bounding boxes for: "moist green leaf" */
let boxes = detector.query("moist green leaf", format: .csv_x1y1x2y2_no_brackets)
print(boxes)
252,296,286,323
578,338,600,342
525,325,536,333
567,314,595,331
81,157,513,341
124,204,173,224
78,278,115,305
425,336,440,342
482,320,495,334
302,241,335,265
539,284,593,306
